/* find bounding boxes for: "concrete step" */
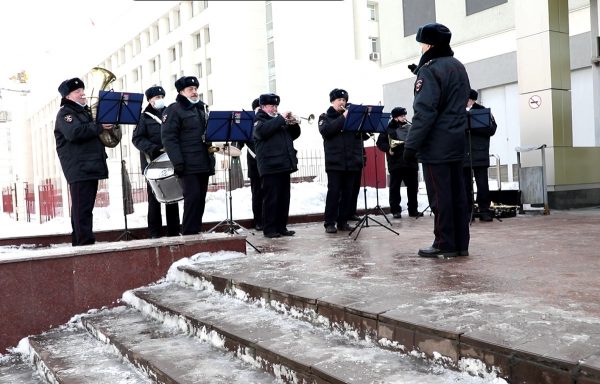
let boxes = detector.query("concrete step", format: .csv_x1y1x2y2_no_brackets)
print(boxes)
81,306,277,383
0,355,44,383
124,282,493,383
27,326,152,383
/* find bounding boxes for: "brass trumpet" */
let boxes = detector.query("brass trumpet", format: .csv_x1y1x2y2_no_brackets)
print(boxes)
389,136,404,148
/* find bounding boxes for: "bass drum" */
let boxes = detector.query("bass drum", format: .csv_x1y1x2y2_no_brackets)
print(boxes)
144,153,183,204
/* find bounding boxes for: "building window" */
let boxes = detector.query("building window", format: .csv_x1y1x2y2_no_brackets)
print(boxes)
151,55,161,73
172,9,180,30
370,37,378,53
151,23,159,43
204,26,211,44
193,32,202,49
206,58,212,75
466,0,507,15
196,63,203,78
367,2,378,21
207,90,213,106
403,0,436,37
170,74,177,86
177,41,183,59
133,37,141,56
199,93,204,102
169,46,177,62
132,67,140,82
119,48,125,65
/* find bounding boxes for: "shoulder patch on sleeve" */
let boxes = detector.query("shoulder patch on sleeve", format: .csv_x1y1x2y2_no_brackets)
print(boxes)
162,114,167,123
415,79,423,93
64,115,73,123
253,121,259,127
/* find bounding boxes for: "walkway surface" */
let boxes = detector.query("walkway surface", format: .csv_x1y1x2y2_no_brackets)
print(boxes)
194,209,600,383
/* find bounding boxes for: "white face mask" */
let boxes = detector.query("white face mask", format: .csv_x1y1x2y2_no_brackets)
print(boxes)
187,97,199,104
152,99,165,110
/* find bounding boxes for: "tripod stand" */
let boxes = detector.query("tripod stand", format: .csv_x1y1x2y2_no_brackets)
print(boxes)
345,105,399,241
206,110,260,253
95,90,144,241
116,142,136,241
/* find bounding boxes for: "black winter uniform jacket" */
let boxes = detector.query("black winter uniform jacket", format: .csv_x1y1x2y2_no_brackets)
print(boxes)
54,99,108,184
132,104,165,172
405,45,471,164
376,119,418,171
161,95,215,176
464,102,497,167
318,106,365,172
253,110,300,177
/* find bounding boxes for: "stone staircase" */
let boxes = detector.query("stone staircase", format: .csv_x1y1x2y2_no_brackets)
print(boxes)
0,255,504,384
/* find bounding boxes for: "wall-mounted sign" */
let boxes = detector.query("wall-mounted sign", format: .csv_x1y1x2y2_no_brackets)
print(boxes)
528,95,542,109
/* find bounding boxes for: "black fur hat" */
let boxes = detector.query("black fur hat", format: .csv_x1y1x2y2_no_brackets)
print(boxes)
329,88,349,102
416,23,452,46
391,107,407,118
252,98,260,110
259,93,280,106
145,86,165,101
58,78,85,97
174,76,199,92
469,89,478,100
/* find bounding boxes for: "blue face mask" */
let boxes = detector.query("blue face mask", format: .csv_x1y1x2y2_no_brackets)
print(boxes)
187,97,199,104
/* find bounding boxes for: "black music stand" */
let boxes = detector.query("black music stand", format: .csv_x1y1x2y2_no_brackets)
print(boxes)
206,110,260,253
467,108,492,223
345,105,399,241
97,90,144,241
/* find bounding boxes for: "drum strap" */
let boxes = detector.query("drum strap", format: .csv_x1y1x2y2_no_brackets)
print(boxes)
145,111,163,125
144,112,164,164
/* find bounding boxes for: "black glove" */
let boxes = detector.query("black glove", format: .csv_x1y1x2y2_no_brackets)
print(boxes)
403,148,418,163
408,63,418,74
151,147,162,159
173,164,185,176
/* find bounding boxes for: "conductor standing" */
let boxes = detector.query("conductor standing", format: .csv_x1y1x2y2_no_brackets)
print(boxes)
404,23,471,258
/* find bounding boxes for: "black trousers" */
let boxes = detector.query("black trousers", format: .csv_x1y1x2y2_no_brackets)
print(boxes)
463,166,491,212
324,170,355,227
422,162,470,252
349,169,362,215
146,182,180,237
180,173,209,235
250,175,263,227
261,173,290,235
69,180,98,246
388,167,419,215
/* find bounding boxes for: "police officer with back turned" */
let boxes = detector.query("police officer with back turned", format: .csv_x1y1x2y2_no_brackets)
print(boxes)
404,23,471,258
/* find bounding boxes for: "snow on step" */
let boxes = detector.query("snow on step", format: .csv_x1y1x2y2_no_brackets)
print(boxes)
0,355,44,384
81,306,278,384
124,282,503,384
27,326,152,384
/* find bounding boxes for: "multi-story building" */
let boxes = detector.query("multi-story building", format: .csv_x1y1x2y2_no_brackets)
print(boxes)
7,0,600,218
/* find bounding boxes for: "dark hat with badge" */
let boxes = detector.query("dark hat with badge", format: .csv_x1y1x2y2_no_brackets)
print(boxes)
391,107,407,118
145,86,165,101
58,78,85,97
252,98,260,110
259,93,280,106
469,89,478,100
329,88,349,102
174,76,199,92
416,23,452,46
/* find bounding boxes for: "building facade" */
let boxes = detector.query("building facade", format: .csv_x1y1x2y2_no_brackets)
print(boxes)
7,0,600,219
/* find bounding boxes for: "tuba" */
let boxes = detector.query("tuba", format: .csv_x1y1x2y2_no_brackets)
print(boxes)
89,67,122,148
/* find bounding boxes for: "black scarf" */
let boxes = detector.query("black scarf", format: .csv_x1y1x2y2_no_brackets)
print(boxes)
415,45,454,73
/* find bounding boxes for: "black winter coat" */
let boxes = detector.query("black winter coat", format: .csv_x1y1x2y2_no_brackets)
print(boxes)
253,110,300,177
376,119,418,171
161,95,215,176
54,99,108,184
464,102,497,167
405,45,471,164
318,107,365,172
132,104,165,172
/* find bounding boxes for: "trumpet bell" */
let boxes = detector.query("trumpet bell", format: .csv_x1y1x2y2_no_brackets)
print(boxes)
303,114,315,124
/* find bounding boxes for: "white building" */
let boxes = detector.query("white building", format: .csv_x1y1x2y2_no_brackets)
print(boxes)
5,0,600,218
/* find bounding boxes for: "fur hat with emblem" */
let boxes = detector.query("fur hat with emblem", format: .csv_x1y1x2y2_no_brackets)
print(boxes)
174,76,199,92
259,93,280,106
58,78,85,97
329,88,349,102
